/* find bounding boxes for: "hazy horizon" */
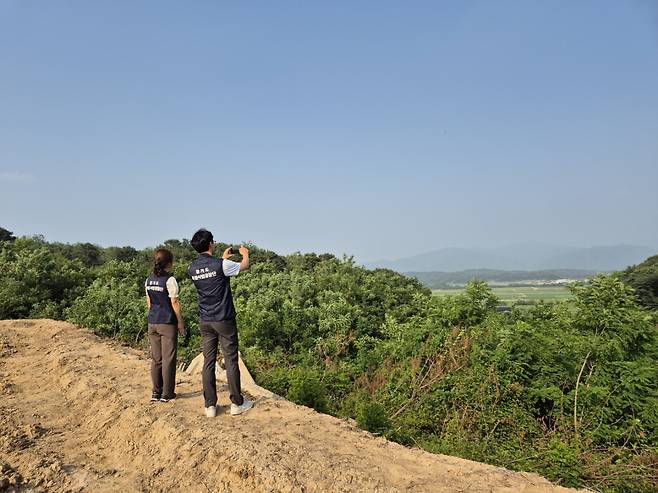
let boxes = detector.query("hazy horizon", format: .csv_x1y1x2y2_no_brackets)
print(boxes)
368,242,658,263
3,226,656,266
2,2,657,262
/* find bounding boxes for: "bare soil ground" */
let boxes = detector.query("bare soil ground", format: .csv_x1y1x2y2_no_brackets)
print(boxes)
0,320,583,492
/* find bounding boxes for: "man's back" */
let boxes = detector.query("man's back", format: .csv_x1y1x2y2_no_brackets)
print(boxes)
188,253,236,321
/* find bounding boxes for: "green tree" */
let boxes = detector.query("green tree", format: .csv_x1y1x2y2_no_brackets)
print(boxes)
0,227,16,242
105,246,139,262
619,254,658,309
0,238,91,319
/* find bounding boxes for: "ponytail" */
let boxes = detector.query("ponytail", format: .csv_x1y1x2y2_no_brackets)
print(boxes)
153,248,173,276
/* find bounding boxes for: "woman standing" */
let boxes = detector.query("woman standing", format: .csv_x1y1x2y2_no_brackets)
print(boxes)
145,248,185,402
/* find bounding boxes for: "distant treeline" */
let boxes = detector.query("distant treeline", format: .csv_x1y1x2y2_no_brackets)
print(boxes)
408,268,598,289
1,226,657,492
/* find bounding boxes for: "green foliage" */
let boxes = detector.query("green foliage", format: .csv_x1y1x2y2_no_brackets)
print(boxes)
286,368,328,413
104,245,139,263
66,260,148,344
357,401,391,435
541,439,583,487
0,227,16,242
619,254,658,309
2,233,657,492
49,241,105,267
0,237,92,319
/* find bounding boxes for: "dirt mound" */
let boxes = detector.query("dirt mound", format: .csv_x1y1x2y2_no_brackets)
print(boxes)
0,320,584,492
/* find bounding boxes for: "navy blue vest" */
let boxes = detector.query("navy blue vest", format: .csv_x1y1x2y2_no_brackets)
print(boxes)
188,254,236,322
146,274,177,324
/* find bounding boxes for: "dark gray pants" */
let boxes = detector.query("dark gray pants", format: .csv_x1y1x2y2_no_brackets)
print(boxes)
200,319,243,407
148,323,178,398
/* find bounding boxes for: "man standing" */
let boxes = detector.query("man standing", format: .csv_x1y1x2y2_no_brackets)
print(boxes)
189,228,254,418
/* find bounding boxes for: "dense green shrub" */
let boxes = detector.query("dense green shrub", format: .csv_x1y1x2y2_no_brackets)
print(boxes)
0,238,92,319
66,260,148,344
357,402,391,435
541,438,583,488
286,368,328,413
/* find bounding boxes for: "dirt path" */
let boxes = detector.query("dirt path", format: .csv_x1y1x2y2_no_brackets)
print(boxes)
0,320,582,493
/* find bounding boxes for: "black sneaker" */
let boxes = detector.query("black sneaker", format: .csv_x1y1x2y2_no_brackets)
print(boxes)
151,392,162,402
160,393,176,402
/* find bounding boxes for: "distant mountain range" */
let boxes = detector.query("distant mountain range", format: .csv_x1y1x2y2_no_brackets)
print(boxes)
365,244,656,273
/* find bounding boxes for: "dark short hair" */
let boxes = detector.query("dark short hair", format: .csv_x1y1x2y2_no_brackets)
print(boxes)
191,229,214,253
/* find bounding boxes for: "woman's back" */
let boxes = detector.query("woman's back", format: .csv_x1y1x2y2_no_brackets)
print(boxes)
145,273,177,325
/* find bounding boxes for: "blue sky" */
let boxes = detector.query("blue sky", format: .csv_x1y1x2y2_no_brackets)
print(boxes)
1,1,657,261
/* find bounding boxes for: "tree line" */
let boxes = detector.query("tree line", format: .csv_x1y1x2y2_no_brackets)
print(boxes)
0,227,656,492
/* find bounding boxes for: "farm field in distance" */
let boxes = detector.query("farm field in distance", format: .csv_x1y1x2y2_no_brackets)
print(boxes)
432,285,574,304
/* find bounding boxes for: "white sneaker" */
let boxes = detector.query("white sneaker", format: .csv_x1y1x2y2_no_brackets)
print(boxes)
204,405,217,418
230,399,254,416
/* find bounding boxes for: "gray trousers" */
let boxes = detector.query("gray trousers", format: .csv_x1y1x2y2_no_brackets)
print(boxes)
200,319,243,407
148,323,178,398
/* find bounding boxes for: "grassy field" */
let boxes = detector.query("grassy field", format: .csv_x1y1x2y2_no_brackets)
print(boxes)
432,285,573,305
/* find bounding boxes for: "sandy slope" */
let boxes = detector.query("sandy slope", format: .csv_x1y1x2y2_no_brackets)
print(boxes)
0,320,583,493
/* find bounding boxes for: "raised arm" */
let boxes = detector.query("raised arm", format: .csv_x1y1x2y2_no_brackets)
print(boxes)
238,245,250,272
222,245,250,272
